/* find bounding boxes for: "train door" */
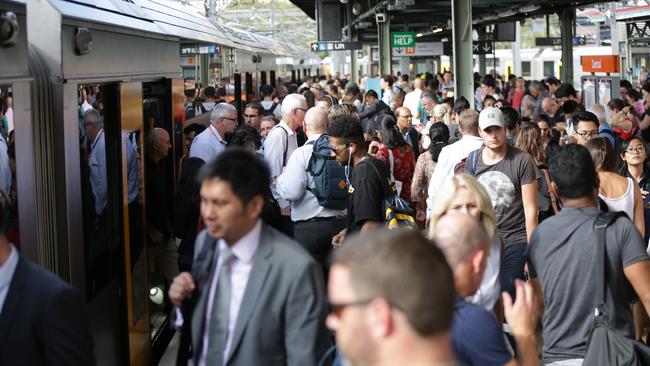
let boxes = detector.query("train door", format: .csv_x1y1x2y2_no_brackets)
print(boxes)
141,79,182,362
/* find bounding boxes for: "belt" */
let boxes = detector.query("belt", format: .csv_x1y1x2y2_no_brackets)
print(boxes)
294,216,345,224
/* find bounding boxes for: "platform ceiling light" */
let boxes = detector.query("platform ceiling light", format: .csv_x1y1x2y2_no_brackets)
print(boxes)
432,27,443,33
416,33,423,37
340,0,348,4
352,1,362,16
519,4,541,13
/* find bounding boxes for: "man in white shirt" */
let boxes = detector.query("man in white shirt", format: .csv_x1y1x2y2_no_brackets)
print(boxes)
169,149,328,366
83,109,107,215
404,78,424,121
264,93,307,208
426,109,483,218
276,107,346,273
189,103,238,163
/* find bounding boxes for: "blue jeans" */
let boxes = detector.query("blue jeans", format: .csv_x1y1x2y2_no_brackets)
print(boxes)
500,243,528,300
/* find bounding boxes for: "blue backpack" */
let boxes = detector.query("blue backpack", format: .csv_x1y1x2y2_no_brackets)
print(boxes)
306,135,348,210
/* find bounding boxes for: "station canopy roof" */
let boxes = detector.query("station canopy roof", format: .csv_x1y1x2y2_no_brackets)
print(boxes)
291,0,606,43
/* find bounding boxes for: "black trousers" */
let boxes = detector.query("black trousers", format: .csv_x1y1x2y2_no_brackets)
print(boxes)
293,218,346,280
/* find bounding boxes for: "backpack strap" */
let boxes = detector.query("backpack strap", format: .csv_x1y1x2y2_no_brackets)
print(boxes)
594,211,626,315
360,159,392,198
466,148,480,176
275,125,289,166
541,168,559,214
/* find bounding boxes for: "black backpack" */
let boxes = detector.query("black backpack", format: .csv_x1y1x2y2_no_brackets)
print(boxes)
262,102,278,116
305,135,348,210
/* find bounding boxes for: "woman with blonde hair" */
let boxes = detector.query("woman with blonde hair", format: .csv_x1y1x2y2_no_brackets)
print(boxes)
428,174,501,310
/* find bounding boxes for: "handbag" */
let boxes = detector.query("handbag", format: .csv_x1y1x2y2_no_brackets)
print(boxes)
365,159,416,230
582,212,650,366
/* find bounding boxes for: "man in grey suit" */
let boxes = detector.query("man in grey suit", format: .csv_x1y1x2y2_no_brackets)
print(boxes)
169,148,330,366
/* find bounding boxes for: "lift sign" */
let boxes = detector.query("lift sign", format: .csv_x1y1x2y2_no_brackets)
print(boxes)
392,32,416,48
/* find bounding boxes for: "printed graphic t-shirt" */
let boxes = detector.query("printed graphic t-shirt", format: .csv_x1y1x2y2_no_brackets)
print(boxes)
472,146,536,247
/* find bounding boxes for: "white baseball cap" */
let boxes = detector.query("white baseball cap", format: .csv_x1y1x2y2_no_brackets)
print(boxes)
478,107,505,131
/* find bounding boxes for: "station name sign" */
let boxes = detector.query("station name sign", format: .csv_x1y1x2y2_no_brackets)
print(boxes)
311,41,362,52
392,32,416,48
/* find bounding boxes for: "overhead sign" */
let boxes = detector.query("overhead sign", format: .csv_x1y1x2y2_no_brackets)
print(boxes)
392,42,443,57
392,32,416,48
310,41,362,52
535,37,586,47
473,41,493,55
181,45,219,55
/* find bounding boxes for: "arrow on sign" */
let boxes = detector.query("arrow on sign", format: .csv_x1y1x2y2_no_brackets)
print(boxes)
482,45,491,53
311,43,318,51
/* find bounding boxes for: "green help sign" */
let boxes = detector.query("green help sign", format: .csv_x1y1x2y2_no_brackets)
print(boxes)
392,32,416,48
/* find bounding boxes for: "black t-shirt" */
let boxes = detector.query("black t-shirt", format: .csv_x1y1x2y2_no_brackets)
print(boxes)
146,158,171,239
346,157,391,233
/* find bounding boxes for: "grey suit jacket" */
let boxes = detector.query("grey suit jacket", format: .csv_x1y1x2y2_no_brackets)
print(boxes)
189,223,330,366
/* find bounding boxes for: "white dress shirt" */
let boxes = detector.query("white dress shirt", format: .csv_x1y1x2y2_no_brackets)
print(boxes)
276,134,346,221
0,244,18,315
264,121,297,208
403,88,422,120
426,135,484,218
199,219,262,366
89,130,107,215
189,125,226,164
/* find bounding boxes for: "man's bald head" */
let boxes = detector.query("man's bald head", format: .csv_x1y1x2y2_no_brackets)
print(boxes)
542,97,559,115
304,107,328,136
432,213,489,270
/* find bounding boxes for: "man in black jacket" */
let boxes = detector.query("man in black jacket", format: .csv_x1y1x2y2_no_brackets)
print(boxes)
0,192,95,365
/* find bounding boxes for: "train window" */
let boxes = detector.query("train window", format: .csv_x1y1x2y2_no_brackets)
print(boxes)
544,61,555,77
521,61,532,77
0,86,18,250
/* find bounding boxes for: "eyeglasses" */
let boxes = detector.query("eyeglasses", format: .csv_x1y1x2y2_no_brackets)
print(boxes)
295,107,308,113
626,147,646,155
329,144,348,153
328,299,373,318
398,115,413,119
222,116,237,123
575,130,598,139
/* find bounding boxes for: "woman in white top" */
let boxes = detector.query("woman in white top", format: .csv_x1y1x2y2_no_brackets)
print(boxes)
428,174,502,313
586,137,645,238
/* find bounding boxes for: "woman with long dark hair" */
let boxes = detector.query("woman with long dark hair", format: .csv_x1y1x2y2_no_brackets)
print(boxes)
411,122,449,226
620,136,650,243
515,123,558,222
375,115,416,204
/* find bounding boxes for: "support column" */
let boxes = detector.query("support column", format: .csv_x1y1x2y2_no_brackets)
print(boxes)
452,0,474,107
378,18,392,76
513,21,521,76
559,9,575,84
199,53,210,87
477,26,487,77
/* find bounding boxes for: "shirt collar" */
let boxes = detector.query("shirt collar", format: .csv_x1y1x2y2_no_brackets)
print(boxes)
278,120,295,136
218,219,262,264
306,133,322,143
209,124,226,144
0,244,19,290
461,135,483,141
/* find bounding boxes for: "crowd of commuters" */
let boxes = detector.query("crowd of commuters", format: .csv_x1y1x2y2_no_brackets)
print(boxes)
3,68,650,366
